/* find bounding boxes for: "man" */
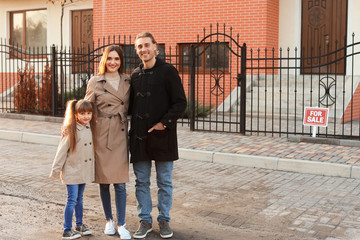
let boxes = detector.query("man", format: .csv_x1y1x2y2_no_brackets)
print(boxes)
129,32,187,239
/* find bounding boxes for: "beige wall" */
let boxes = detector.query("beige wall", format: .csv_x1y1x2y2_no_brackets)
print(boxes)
279,0,301,50
0,0,93,48
346,0,360,75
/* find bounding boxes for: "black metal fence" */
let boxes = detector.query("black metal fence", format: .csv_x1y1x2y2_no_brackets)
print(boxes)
0,37,191,125
185,25,360,139
1,28,360,139
0,42,53,115
188,25,246,134
244,34,360,139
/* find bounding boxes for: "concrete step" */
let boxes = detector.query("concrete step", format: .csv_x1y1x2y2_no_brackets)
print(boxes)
251,74,347,88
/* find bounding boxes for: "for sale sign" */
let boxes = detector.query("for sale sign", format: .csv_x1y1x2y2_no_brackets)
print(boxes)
303,107,329,127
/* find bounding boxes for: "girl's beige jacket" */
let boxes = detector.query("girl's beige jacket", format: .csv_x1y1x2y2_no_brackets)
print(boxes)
50,123,95,185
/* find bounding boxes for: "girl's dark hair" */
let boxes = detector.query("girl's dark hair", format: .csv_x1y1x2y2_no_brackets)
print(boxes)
98,45,124,75
63,99,97,153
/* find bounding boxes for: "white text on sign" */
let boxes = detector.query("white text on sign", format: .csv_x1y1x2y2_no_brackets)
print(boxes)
307,111,324,124
303,107,329,127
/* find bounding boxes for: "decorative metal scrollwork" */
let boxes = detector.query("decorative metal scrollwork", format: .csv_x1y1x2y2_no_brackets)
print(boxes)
319,76,336,106
308,7,326,27
210,70,224,96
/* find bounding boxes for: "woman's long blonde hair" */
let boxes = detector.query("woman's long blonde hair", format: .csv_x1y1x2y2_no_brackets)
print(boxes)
63,99,97,153
98,45,125,75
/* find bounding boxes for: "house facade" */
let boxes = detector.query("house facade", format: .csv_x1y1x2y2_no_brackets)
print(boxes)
0,0,93,50
1,0,360,135
92,0,360,73
91,0,360,124
0,0,93,97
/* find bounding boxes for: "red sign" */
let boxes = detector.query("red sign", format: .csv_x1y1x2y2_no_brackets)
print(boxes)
303,107,329,127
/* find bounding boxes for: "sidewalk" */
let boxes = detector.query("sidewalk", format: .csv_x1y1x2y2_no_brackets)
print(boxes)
1,112,360,178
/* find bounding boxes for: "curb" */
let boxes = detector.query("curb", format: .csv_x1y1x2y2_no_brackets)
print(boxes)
0,112,63,123
2,113,359,148
288,135,360,148
0,130,60,145
178,148,359,179
1,129,359,179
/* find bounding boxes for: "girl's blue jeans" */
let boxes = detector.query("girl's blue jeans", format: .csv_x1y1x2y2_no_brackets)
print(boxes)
99,183,127,226
64,184,85,232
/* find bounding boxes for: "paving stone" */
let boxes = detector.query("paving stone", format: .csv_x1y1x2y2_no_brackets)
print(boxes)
1,117,360,168
2,116,360,239
222,215,238,226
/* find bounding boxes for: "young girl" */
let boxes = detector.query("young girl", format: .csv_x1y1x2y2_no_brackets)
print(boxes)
50,99,97,240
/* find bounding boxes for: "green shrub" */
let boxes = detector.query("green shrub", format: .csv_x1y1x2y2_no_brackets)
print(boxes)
64,86,87,102
182,100,213,118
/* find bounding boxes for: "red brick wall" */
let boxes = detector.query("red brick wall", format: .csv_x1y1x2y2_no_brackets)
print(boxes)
93,0,280,107
0,73,19,95
94,0,279,49
342,85,360,123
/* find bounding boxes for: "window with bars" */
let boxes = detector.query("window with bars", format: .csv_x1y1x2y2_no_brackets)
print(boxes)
178,42,229,72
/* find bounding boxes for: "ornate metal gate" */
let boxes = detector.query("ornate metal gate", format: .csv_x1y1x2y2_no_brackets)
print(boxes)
189,24,246,133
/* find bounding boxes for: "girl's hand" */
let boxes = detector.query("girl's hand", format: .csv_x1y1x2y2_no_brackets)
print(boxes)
61,128,67,137
49,172,59,179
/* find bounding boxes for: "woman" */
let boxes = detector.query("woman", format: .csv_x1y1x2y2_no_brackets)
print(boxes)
84,45,131,239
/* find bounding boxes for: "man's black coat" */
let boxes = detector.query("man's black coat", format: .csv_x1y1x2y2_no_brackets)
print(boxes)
129,58,187,162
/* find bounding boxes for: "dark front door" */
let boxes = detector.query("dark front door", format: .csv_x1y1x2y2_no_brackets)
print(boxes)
301,0,347,74
72,9,93,73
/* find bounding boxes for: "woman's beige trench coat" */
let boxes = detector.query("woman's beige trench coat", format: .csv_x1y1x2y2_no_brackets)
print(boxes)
85,73,130,184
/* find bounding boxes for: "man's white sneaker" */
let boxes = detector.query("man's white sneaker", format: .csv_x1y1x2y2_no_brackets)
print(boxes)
104,220,116,235
118,224,131,239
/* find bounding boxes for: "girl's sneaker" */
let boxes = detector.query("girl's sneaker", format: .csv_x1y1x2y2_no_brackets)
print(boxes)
118,224,131,239
75,224,92,236
62,229,81,240
104,219,116,235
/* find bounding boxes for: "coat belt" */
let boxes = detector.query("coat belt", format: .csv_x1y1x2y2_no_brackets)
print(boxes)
98,111,127,123
98,111,127,150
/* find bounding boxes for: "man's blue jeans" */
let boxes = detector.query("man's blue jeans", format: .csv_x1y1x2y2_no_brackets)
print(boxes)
99,183,127,226
64,184,85,232
133,161,174,224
